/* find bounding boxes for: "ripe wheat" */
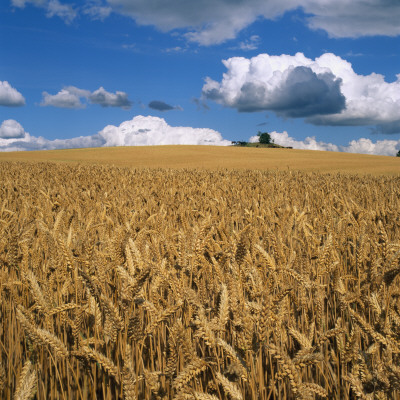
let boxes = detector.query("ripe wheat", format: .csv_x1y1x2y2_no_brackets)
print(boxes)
1,161,400,399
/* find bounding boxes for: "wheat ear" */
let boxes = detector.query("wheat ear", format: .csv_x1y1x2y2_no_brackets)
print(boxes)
216,371,243,400
173,358,207,391
14,360,37,400
16,306,69,358
122,343,137,400
79,346,120,383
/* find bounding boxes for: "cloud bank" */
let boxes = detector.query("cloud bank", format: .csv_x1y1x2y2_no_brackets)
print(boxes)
1,117,399,156
250,131,400,156
98,115,230,146
11,0,400,44
0,116,231,151
0,81,25,107
203,52,400,133
40,86,132,109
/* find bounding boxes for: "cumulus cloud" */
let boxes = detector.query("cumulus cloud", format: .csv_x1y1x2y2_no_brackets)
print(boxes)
249,130,400,156
148,100,182,111
0,120,26,139
0,116,231,151
89,87,132,109
40,86,132,109
203,52,400,133
0,81,25,107
97,115,230,146
41,87,88,108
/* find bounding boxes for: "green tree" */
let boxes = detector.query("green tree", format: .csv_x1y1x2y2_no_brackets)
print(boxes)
397,150,400,157
258,131,272,144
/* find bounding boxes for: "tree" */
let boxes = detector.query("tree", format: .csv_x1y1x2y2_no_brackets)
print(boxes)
397,150,400,157
258,131,272,144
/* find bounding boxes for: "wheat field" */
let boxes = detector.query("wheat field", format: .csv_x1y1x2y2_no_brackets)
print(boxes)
0,146,399,175
1,159,400,399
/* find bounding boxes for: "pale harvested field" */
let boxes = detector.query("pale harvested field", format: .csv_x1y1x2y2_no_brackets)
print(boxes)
0,145,399,175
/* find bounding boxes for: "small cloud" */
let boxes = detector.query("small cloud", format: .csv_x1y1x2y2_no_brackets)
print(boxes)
249,135,260,143
46,0,77,24
0,119,26,139
236,35,261,51
164,46,186,53
122,44,136,50
0,81,25,107
41,87,87,108
345,51,364,57
11,0,76,23
192,97,210,111
40,86,132,109
89,87,132,109
83,1,112,21
148,100,182,111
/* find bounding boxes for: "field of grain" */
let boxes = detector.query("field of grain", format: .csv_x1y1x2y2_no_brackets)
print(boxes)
1,159,400,400
0,145,399,175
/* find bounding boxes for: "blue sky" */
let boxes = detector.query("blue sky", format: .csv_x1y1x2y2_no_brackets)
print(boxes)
1,0,400,155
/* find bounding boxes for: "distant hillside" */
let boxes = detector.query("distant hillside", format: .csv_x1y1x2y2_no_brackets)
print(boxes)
1,145,399,175
231,141,291,149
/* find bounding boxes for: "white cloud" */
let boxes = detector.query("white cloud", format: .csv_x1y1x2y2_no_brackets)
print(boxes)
0,120,26,139
11,0,42,7
343,138,400,156
269,131,340,151
41,87,87,108
203,52,400,133
46,0,76,23
97,115,230,146
11,0,77,23
83,1,112,20
105,0,288,45
40,86,132,109
11,1,400,44
249,135,260,143
249,131,400,156
0,116,231,151
103,0,400,45
236,35,261,51
1,117,399,156
0,81,25,107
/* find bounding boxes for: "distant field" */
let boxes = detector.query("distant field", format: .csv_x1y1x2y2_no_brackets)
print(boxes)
0,145,399,175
